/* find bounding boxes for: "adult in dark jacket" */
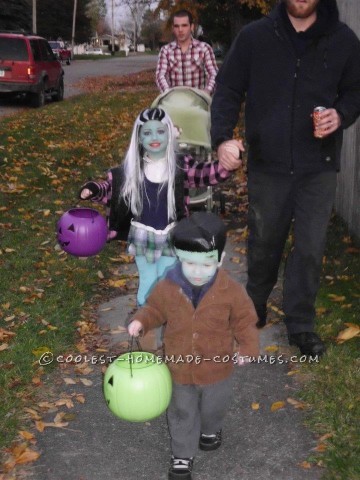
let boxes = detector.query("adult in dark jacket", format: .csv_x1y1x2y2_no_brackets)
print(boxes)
211,0,360,356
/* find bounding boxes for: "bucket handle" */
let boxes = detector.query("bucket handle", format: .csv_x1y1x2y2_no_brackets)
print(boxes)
128,335,142,378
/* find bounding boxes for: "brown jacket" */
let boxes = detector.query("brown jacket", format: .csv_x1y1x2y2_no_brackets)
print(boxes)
132,268,259,385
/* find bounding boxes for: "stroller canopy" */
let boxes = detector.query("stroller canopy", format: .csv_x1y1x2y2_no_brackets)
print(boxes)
151,87,212,150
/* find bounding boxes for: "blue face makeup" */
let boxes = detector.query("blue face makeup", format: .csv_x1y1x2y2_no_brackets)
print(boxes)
176,249,220,286
139,120,169,160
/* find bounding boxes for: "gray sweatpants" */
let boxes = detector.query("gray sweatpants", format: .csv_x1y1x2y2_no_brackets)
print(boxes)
167,375,234,458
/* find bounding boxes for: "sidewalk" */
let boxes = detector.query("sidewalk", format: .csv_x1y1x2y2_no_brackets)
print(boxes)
27,220,323,480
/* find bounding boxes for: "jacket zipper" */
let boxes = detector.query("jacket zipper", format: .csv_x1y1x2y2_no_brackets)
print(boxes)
290,58,301,174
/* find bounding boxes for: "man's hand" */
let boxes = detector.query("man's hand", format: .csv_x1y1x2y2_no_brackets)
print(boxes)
313,108,342,138
128,320,143,337
217,139,245,170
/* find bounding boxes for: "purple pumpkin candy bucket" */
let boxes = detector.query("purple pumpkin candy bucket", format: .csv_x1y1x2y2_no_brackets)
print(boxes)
57,208,107,257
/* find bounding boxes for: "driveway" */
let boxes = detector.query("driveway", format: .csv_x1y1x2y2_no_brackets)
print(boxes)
0,54,158,118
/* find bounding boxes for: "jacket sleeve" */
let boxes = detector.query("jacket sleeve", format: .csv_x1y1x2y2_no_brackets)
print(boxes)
130,282,168,335
230,283,259,358
184,155,233,187
156,47,170,92
79,179,110,204
211,29,251,148
333,29,360,129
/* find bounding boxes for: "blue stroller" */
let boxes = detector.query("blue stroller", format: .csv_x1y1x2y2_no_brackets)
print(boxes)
151,86,226,213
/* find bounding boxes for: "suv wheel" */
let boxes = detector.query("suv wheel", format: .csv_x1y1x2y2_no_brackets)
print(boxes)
31,82,45,108
53,77,64,102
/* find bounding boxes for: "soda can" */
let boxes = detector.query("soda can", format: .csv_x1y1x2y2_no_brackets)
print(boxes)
313,106,326,138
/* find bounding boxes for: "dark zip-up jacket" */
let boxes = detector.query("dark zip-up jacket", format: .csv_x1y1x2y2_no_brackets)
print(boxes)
211,0,360,174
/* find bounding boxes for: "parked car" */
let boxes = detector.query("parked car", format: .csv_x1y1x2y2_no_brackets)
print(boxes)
0,32,64,107
48,40,71,65
84,47,107,55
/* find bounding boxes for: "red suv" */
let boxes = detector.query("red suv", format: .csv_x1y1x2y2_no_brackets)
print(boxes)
0,32,64,107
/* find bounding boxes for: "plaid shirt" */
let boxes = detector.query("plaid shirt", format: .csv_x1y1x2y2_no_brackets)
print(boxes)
156,38,218,94
83,155,232,262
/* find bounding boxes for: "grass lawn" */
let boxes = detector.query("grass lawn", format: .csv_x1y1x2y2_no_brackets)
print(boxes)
0,72,359,478
298,216,360,479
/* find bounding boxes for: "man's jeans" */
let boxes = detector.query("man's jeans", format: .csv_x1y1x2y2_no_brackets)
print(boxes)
246,170,337,334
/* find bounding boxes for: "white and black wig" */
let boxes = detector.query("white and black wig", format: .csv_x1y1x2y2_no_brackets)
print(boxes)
121,107,177,221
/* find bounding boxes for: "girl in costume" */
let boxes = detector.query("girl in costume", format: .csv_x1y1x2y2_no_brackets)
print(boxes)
79,107,237,307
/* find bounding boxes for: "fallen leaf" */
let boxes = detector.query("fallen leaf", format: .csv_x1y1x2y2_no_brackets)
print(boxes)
63,377,77,385
230,257,242,264
35,421,45,432
316,307,328,315
313,443,327,452
328,294,346,302
0,343,9,351
18,430,35,441
108,279,127,288
264,345,279,353
14,447,40,464
24,408,42,420
32,376,42,386
32,346,52,358
75,394,85,404
336,323,360,343
55,398,74,409
251,402,260,410
319,433,333,442
298,461,312,469
79,378,93,386
287,397,306,409
97,270,105,279
270,401,286,412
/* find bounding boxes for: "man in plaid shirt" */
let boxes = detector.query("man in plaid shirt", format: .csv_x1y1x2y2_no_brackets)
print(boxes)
156,9,218,95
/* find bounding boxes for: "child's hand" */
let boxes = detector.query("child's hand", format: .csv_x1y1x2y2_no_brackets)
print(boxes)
128,320,143,337
80,188,92,199
78,181,100,200
236,353,251,367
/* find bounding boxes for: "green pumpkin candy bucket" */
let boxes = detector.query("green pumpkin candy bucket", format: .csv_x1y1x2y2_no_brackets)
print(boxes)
103,351,172,422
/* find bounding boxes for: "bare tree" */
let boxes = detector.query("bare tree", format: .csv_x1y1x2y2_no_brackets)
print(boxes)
118,0,151,50
86,0,107,35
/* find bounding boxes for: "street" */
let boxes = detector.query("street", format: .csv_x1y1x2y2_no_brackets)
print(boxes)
0,54,158,118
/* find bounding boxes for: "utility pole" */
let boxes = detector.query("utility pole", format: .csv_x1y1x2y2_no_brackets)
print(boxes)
111,0,115,54
71,0,78,58
32,0,37,34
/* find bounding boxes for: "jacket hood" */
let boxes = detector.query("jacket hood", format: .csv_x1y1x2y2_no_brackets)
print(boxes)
270,0,340,35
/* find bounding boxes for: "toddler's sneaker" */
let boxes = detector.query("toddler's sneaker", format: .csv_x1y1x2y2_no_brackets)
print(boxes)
168,456,193,480
199,430,222,451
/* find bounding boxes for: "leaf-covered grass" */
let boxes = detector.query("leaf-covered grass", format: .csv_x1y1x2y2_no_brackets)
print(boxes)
0,86,157,453
298,216,360,479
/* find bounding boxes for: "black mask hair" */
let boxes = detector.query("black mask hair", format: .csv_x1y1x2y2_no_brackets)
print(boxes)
139,107,166,123
171,212,227,261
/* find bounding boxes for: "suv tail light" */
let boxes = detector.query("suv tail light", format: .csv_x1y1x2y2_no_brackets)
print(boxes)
27,66,36,79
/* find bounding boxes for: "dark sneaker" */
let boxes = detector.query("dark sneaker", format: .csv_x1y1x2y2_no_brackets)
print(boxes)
288,332,326,356
199,430,222,451
168,457,193,480
255,304,267,329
